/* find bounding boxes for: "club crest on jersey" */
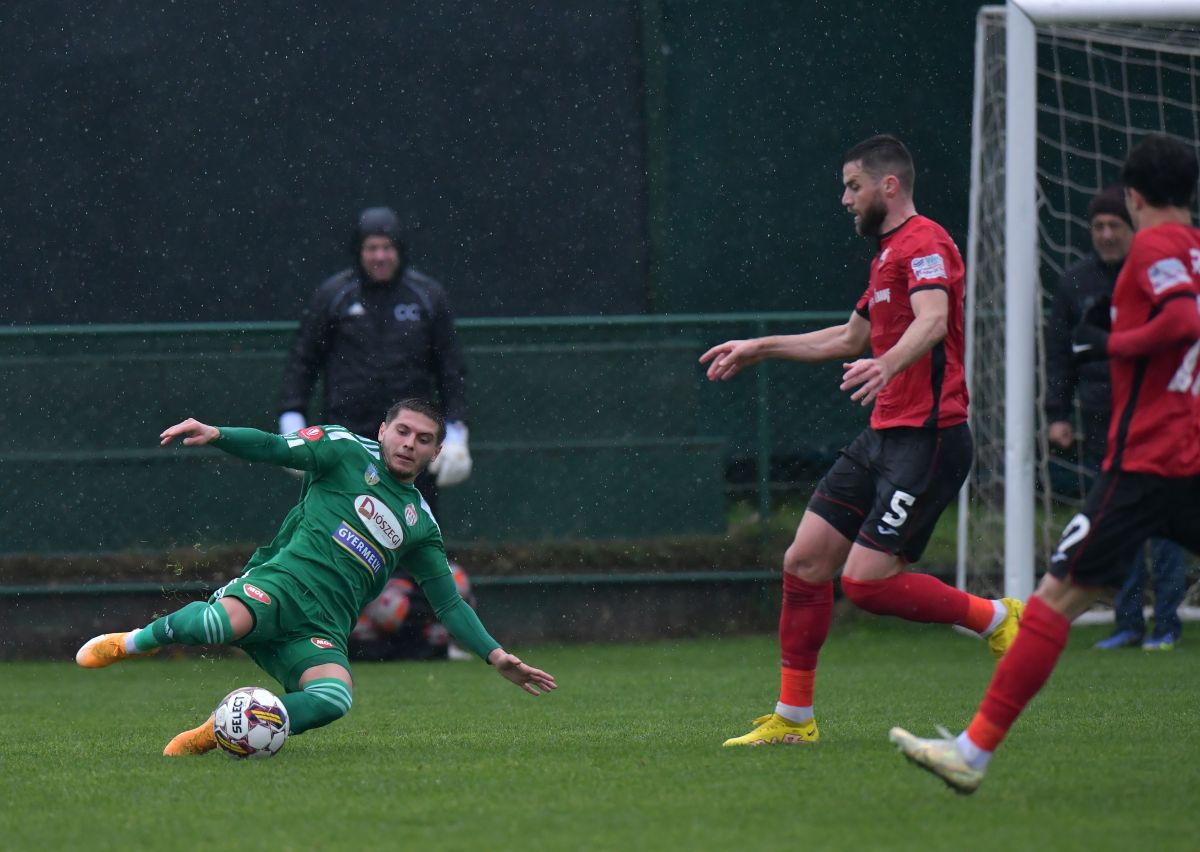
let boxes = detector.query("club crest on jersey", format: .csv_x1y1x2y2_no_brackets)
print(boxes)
404,504,419,527
355,495,405,549
244,584,271,605
299,426,324,442
877,247,891,267
364,464,380,486
310,637,335,649
911,253,947,281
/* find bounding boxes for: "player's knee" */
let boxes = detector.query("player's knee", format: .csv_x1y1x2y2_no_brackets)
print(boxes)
783,546,835,584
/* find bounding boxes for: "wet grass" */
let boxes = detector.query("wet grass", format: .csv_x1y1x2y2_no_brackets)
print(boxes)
2,622,1197,851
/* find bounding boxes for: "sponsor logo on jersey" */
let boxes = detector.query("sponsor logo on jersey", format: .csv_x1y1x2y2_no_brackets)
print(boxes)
872,287,891,305
355,495,404,549
911,253,947,281
364,464,380,486
310,637,335,649
333,521,385,575
299,426,325,442
404,504,419,527
1147,257,1191,295
877,247,891,267
395,303,421,322
1190,248,1200,275
244,584,271,605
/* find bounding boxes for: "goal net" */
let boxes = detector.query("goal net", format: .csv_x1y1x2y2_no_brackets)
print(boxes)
960,4,1200,598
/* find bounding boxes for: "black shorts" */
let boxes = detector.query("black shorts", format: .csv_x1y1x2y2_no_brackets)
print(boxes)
807,424,972,563
1048,471,1200,587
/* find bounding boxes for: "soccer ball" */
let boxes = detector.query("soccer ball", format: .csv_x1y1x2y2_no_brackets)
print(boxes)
213,686,289,759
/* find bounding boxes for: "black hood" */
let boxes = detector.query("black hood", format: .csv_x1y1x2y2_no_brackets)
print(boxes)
351,206,408,262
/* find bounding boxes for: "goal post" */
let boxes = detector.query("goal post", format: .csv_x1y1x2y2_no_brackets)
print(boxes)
959,1,1200,599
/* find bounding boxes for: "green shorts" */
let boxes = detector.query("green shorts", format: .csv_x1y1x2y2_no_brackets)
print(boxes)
211,565,352,693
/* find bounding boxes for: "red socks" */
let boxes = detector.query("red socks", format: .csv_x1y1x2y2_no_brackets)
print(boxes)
966,596,1069,751
778,573,833,707
841,573,992,631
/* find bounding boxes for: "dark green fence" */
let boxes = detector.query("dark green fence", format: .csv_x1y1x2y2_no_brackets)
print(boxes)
0,313,862,555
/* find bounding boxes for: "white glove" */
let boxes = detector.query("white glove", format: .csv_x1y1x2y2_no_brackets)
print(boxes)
429,421,472,487
279,411,307,435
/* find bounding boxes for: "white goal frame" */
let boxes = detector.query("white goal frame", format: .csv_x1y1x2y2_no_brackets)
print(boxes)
960,0,1200,601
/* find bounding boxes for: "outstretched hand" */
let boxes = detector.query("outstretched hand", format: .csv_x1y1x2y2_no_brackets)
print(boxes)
160,418,221,447
699,339,762,381
488,649,557,696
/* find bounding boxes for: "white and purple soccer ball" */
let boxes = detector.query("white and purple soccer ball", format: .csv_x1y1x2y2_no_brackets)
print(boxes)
213,686,289,759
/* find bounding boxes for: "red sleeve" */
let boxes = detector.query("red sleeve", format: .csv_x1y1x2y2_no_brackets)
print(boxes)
1108,293,1200,358
855,288,870,319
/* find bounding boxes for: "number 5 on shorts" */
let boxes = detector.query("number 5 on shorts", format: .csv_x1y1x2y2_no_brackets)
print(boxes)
882,490,916,527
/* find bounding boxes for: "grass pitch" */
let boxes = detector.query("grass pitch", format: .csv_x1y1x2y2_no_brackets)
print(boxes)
3,621,1197,851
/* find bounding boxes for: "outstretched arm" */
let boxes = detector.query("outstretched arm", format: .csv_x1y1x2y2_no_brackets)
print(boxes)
414,553,557,696
700,311,870,381
160,419,319,469
840,288,949,406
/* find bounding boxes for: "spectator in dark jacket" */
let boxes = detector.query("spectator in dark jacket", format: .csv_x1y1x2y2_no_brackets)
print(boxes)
278,207,471,514
1044,184,1186,651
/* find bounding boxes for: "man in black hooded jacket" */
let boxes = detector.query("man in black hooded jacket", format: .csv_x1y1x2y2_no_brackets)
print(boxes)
278,207,472,513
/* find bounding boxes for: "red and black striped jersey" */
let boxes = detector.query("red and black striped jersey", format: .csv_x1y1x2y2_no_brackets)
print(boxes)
855,215,968,430
1104,222,1200,476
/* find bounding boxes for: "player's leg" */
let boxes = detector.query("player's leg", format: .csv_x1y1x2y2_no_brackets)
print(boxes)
892,471,1164,792
76,594,253,669
164,643,352,756
837,424,1021,658
840,545,1020,658
890,574,1100,794
723,440,864,748
284,664,355,734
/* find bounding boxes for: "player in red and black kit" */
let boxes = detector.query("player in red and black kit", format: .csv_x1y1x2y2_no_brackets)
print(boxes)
701,135,1024,749
891,133,1200,794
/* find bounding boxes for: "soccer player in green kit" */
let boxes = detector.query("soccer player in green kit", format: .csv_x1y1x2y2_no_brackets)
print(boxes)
76,398,557,756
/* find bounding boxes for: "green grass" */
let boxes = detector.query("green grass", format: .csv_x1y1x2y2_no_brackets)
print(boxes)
3,622,1198,851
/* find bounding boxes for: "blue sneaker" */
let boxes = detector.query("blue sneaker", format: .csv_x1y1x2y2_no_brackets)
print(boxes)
1142,633,1178,652
1094,629,1143,650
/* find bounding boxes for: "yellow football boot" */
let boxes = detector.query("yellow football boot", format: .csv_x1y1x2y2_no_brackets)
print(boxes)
722,713,819,747
986,598,1024,660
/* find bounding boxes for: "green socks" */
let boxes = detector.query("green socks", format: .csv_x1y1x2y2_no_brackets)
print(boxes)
132,601,234,652
282,678,353,734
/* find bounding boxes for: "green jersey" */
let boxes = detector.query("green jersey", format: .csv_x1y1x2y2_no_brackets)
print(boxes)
213,425,499,660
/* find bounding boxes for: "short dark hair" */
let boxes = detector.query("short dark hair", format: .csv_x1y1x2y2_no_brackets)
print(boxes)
843,134,915,193
384,398,446,443
1121,134,1199,208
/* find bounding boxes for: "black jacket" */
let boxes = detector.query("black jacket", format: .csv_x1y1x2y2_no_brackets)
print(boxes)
1044,252,1122,432
279,266,468,435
